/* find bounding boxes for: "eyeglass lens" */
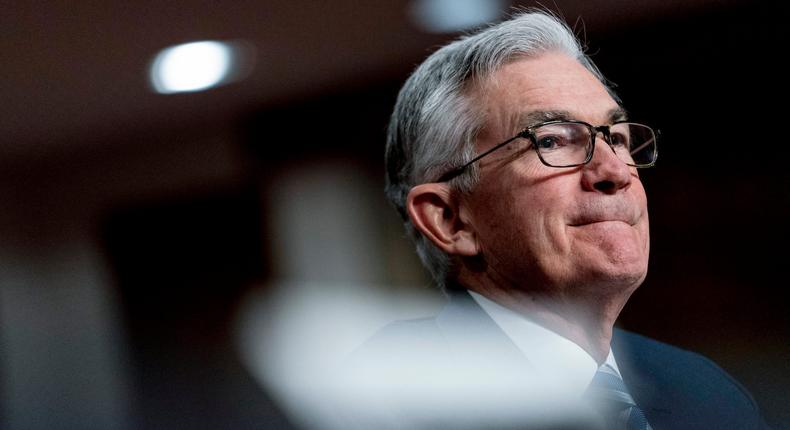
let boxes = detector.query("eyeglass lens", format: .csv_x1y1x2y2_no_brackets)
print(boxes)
533,122,656,167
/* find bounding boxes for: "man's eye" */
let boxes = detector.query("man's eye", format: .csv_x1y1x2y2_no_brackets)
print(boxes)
535,135,565,150
610,132,630,147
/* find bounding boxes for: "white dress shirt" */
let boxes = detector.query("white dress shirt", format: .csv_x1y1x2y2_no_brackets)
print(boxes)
469,291,623,396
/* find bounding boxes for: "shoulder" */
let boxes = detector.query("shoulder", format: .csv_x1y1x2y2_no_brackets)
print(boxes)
615,329,754,396
614,329,767,429
347,316,448,365
362,317,443,345
339,314,601,429
348,290,523,365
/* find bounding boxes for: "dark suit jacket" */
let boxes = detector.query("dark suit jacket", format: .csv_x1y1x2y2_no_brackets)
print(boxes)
348,290,768,430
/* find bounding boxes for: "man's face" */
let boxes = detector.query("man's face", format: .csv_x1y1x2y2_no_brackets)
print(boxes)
462,52,650,296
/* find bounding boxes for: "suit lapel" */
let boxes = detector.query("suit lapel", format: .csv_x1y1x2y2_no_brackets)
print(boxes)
611,329,674,425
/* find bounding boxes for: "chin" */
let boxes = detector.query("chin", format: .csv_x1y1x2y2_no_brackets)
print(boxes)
591,265,648,293
568,256,648,293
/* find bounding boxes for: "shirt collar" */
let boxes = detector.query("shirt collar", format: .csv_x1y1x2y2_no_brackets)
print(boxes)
469,291,620,394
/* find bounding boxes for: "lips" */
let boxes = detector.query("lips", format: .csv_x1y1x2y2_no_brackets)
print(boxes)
568,200,639,227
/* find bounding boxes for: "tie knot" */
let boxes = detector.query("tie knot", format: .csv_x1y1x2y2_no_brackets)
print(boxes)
587,364,637,407
586,364,653,430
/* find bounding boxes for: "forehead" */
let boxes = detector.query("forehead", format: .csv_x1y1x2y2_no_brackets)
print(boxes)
475,52,620,134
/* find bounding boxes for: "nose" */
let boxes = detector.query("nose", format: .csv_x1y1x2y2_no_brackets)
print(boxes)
580,135,632,194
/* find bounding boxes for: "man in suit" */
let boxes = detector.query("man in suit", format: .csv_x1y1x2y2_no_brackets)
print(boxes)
343,10,769,430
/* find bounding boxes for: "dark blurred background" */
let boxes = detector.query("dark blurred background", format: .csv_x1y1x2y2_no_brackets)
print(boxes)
1,1,788,429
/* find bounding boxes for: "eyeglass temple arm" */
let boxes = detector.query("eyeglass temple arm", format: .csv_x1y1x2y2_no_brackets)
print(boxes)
628,138,654,154
436,133,526,182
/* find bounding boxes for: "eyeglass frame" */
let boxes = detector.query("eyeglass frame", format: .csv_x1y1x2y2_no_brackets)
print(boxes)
435,119,658,183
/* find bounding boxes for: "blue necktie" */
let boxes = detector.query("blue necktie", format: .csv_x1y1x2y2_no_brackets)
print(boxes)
587,363,653,430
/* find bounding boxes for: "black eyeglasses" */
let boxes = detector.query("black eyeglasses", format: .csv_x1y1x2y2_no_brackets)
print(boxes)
436,120,658,182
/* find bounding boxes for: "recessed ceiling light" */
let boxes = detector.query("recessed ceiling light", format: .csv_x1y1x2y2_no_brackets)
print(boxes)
150,40,254,94
409,0,506,33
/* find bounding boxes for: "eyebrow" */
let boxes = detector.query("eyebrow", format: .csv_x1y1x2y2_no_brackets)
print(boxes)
516,107,629,129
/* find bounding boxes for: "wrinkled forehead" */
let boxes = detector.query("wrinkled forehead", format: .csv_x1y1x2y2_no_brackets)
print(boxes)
468,52,621,137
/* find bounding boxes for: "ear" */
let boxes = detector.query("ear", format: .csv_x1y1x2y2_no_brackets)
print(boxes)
406,183,479,256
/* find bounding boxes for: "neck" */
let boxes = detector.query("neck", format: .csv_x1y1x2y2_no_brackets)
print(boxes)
460,274,632,364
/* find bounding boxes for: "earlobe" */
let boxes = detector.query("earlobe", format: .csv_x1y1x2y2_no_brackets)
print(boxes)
406,184,479,256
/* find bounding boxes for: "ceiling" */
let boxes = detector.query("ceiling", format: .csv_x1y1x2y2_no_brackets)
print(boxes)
1,0,740,161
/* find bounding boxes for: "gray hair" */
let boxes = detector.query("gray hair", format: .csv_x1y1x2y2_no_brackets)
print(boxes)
385,10,616,290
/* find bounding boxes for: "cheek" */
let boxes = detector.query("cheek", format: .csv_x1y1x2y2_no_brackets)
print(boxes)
468,164,577,258
487,171,574,242
494,188,574,262
524,187,574,246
